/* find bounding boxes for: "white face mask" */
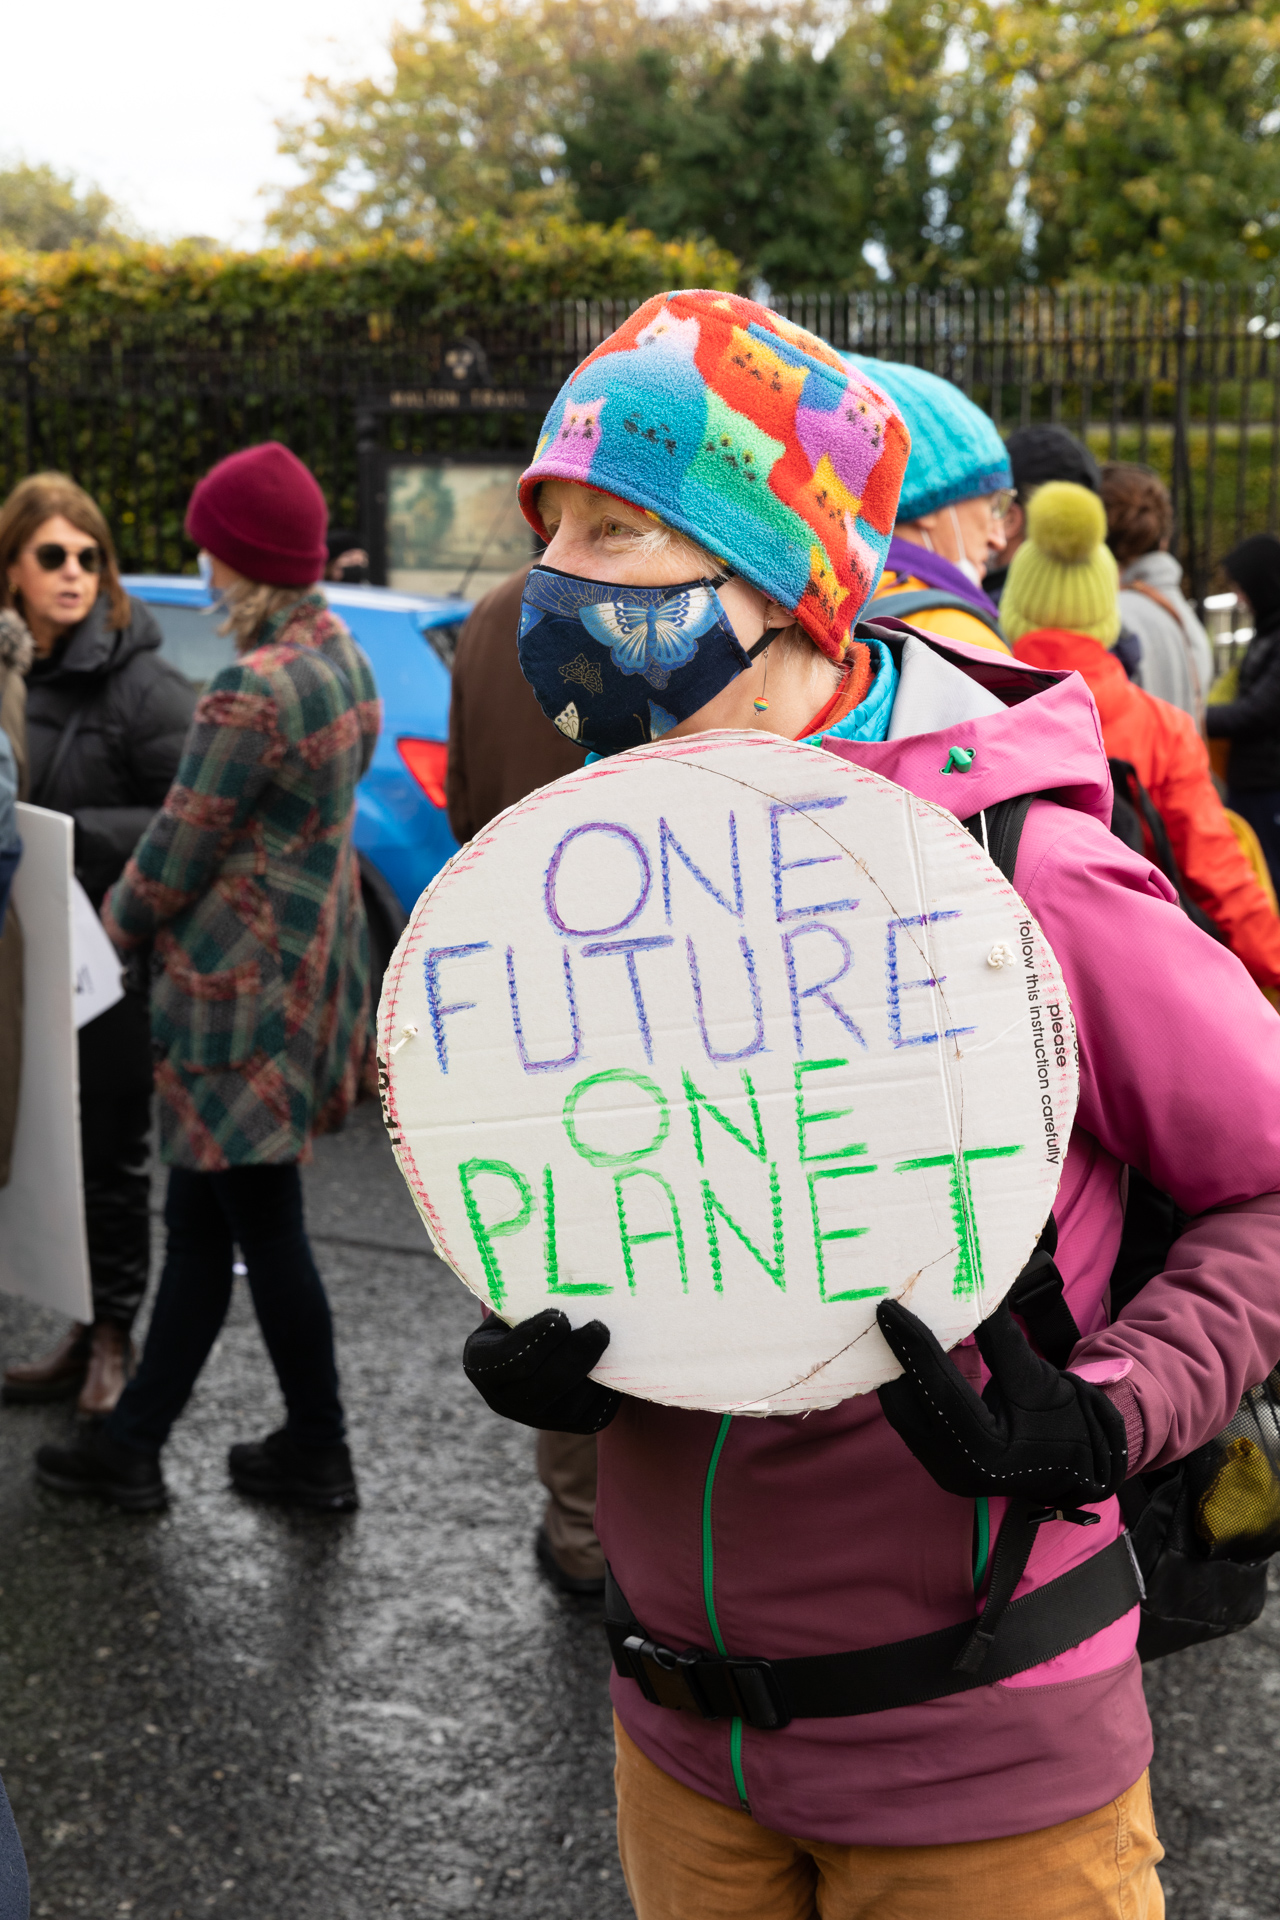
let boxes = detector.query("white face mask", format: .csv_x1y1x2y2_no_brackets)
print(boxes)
948,507,984,587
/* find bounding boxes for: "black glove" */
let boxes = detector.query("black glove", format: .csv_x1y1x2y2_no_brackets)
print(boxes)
875,1296,1127,1508
462,1308,620,1435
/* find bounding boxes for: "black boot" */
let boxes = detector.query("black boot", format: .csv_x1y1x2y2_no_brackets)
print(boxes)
34,1424,167,1511
228,1428,358,1511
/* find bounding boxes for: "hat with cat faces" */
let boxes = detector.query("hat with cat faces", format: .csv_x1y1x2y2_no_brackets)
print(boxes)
518,290,910,664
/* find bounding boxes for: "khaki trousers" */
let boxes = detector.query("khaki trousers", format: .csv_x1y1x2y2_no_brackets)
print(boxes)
614,1715,1164,1920
535,1430,603,1580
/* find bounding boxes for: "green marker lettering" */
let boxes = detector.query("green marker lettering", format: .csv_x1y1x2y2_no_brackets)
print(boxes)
794,1058,866,1163
457,1158,534,1309
563,1068,670,1168
683,1067,765,1166
545,1162,611,1295
893,1145,1023,1297
807,1162,882,1301
614,1168,689,1293
701,1163,785,1294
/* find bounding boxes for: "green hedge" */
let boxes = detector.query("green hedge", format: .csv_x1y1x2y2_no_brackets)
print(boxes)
0,218,739,343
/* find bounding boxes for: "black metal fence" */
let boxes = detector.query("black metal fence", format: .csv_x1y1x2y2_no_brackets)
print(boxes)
5,281,1280,603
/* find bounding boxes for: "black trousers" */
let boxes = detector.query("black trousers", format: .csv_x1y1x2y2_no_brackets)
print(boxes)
107,1163,345,1455
78,988,153,1331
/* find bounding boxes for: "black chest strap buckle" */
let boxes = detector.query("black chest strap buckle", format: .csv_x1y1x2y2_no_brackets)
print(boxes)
619,1635,792,1730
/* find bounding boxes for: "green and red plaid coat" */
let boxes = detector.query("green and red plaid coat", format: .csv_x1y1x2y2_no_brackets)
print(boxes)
105,593,381,1170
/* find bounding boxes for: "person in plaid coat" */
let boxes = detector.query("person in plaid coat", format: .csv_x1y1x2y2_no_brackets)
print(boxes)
36,443,380,1514
108,585,377,1168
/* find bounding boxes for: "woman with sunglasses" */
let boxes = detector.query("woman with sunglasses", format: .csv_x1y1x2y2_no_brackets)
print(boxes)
0,473,196,1417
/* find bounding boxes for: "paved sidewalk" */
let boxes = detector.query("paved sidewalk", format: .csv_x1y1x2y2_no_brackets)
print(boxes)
0,1097,1276,1917
0,1101,628,1919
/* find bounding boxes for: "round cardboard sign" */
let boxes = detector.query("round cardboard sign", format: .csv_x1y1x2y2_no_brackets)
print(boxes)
379,730,1078,1415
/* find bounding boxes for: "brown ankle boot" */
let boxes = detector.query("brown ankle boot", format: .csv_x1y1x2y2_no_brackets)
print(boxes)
76,1324,136,1419
3,1323,91,1403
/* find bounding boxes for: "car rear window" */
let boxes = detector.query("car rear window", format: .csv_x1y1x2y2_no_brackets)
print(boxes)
421,621,461,671
146,602,238,689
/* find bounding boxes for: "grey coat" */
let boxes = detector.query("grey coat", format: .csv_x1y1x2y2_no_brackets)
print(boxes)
1118,551,1214,719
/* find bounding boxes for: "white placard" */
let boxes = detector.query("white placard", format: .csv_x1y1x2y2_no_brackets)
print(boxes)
72,877,124,1030
380,732,1077,1414
0,805,93,1320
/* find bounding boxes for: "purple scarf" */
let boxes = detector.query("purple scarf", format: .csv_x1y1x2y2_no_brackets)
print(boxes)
884,535,1001,618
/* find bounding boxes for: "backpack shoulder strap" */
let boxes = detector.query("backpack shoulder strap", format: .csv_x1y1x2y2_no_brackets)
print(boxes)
30,628,125,811
961,792,1040,887
872,586,1005,640
1108,758,1227,945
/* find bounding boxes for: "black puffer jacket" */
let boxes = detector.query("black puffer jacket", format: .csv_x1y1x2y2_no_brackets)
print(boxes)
26,595,197,905
1207,615,1280,791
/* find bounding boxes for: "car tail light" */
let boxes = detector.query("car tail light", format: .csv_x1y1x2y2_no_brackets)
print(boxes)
398,738,449,808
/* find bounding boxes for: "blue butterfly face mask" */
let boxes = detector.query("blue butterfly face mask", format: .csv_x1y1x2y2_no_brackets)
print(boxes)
517,564,769,758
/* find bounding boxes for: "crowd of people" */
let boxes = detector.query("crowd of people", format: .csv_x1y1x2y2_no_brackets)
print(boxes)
3,287,1280,1915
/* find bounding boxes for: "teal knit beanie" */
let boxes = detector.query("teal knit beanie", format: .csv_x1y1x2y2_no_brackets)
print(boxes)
843,355,1012,523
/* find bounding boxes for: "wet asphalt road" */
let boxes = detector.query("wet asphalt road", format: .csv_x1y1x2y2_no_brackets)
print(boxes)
0,1100,628,1920
0,1098,1278,1919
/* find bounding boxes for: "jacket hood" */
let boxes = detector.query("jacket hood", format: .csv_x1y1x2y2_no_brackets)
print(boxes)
1120,550,1184,592
30,594,162,682
0,610,32,676
826,620,1114,830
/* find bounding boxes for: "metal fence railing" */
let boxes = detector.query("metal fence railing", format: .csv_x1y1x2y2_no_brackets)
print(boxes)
4,281,1280,605
771,281,1280,612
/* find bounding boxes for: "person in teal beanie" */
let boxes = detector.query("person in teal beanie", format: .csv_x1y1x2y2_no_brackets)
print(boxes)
844,355,1013,651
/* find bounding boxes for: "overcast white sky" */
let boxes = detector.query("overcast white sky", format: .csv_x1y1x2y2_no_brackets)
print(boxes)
3,0,406,245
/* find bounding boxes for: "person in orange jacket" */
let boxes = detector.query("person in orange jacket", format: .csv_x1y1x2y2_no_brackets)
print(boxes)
1003,481,1280,993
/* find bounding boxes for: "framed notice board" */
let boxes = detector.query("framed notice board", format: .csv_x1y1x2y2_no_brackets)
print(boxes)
374,456,535,601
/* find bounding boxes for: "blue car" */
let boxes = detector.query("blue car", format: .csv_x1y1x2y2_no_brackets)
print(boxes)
123,574,469,988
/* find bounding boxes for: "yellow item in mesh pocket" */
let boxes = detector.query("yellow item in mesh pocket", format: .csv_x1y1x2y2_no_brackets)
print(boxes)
1195,1435,1280,1554
1190,1373,1280,1560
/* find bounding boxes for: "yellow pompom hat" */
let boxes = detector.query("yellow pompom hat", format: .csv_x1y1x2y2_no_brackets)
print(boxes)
999,480,1121,647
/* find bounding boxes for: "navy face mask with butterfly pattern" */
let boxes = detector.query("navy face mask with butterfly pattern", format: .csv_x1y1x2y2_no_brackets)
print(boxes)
517,564,770,758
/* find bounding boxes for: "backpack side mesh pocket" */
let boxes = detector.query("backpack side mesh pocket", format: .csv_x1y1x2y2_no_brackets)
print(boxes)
1125,1371,1280,1661
1186,1369,1280,1562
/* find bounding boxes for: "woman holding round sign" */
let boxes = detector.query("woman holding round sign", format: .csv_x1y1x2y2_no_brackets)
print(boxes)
381,292,1280,1915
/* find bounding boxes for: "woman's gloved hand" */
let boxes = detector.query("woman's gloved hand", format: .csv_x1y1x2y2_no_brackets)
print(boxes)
875,1297,1127,1508
463,1308,620,1434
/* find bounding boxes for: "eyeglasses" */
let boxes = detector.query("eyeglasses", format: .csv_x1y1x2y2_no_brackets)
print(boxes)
33,542,102,574
989,489,1016,522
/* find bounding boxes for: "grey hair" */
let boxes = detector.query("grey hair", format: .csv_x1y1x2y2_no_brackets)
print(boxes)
627,519,722,573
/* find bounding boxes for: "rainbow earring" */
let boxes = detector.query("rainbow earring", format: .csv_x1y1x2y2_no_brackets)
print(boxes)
753,646,771,714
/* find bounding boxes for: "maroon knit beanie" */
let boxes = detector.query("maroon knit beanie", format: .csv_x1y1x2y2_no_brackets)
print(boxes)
186,441,328,587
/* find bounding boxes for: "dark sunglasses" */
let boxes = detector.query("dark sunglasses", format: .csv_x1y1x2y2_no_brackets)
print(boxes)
33,542,102,574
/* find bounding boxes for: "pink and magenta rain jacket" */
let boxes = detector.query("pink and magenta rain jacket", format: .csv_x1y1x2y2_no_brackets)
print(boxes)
597,631,1280,1845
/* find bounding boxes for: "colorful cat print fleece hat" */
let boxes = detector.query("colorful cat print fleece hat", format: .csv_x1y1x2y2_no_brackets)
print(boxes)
517,290,910,666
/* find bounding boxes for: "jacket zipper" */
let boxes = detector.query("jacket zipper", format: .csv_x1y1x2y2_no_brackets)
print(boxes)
973,1496,991,1591
701,1413,749,1810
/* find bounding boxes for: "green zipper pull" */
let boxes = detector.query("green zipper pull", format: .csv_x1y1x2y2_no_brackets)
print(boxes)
973,1496,991,1590
941,745,975,775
